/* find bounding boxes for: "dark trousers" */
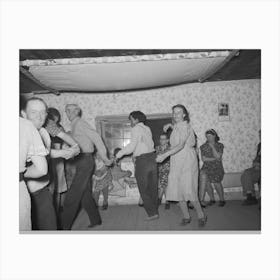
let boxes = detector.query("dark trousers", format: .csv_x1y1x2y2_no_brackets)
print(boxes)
31,186,57,230
241,167,261,196
61,153,101,230
135,152,158,217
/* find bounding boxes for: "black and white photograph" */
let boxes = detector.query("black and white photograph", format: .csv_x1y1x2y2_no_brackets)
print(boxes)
1,1,280,280
19,49,261,232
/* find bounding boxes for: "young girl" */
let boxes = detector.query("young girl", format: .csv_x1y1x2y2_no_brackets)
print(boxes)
92,153,114,210
155,132,171,209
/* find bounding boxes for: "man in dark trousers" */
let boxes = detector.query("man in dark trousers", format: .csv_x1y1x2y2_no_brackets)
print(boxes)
241,130,261,205
116,111,159,220
62,104,112,230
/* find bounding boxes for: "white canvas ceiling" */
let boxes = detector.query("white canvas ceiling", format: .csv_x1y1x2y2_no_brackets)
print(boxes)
21,51,232,92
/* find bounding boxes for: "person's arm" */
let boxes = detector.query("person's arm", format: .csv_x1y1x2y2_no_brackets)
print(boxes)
24,155,48,178
209,143,223,160
156,127,189,162
84,126,112,165
56,131,79,147
201,155,217,162
50,148,75,159
116,126,139,159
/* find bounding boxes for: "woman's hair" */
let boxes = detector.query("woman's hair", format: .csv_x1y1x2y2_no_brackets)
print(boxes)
129,111,147,124
47,107,61,123
205,129,220,142
172,104,190,123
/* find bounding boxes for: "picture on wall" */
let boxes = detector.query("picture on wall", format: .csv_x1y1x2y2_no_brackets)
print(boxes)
218,103,230,121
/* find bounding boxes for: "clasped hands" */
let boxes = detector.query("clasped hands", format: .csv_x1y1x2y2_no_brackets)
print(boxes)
62,144,80,160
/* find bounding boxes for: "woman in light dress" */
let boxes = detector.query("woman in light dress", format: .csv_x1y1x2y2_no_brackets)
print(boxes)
156,104,207,226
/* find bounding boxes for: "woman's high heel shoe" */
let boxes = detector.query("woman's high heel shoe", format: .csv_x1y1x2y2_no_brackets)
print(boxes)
180,217,192,226
198,215,207,227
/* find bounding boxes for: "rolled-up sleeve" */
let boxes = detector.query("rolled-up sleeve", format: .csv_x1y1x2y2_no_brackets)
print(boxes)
117,126,139,158
27,124,48,159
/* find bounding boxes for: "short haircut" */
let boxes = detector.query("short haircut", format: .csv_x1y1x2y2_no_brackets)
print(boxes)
205,129,220,142
66,104,82,117
129,111,147,124
22,97,48,111
172,104,190,123
47,107,61,123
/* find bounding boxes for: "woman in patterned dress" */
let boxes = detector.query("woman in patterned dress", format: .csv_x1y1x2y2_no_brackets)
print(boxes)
199,129,225,207
155,133,170,209
156,104,207,226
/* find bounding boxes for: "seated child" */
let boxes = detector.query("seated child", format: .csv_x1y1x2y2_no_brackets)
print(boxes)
92,152,114,210
111,148,133,193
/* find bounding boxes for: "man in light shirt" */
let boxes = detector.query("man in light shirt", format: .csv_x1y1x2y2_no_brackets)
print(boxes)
21,97,78,230
116,111,159,220
62,104,113,229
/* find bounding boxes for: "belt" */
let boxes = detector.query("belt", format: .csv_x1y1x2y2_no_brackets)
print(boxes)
19,172,25,182
135,151,155,159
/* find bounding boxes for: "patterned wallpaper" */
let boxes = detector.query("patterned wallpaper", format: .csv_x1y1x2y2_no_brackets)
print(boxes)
39,79,261,173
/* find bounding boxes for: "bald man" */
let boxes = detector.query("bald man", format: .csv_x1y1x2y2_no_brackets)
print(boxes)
62,104,112,229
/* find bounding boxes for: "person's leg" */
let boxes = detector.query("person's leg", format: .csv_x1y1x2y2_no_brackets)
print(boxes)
81,179,102,226
93,190,100,205
179,201,190,219
213,182,225,206
158,187,164,203
205,180,215,204
135,156,158,217
62,155,93,230
19,182,32,231
31,187,57,230
241,168,260,205
148,161,159,214
199,170,207,203
102,187,109,210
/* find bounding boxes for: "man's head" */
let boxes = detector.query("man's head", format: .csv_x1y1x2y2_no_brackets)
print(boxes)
159,133,169,146
65,104,82,121
21,97,48,129
128,111,146,127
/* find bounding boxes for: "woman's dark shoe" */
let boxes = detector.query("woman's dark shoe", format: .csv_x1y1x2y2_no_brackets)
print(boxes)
218,200,226,207
165,203,170,210
187,201,194,209
102,204,108,210
200,201,207,208
88,221,102,228
208,200,216,206
138,203,144,207
180,217,191,226
145,214,159,221
198,215,207,227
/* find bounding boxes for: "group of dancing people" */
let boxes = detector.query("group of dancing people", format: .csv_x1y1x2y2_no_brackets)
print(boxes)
19,97,261,230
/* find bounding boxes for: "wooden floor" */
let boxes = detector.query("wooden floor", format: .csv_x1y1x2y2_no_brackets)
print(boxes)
71,200,261,232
